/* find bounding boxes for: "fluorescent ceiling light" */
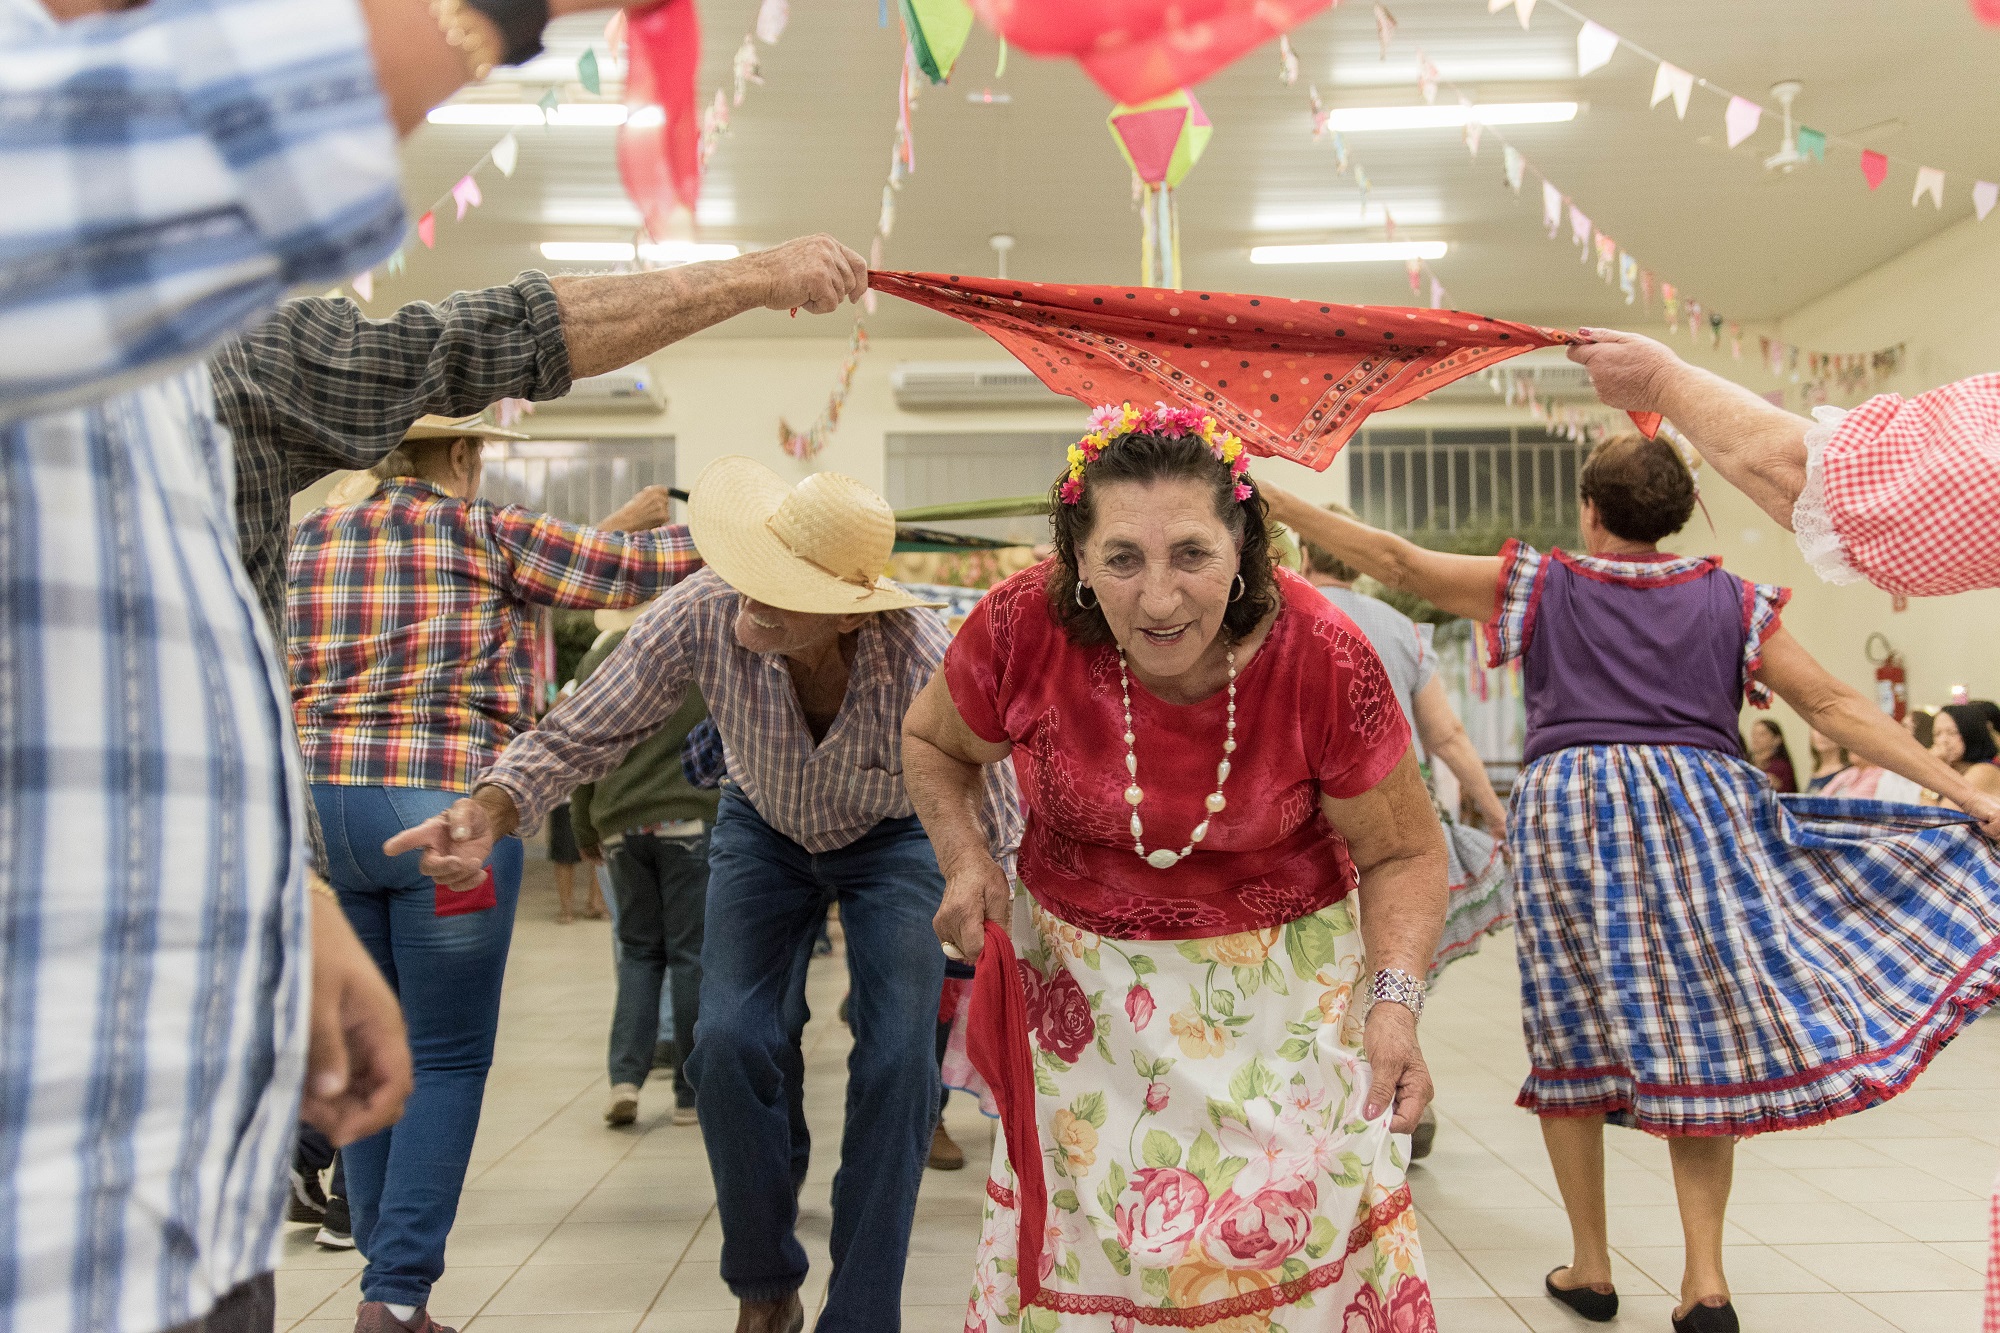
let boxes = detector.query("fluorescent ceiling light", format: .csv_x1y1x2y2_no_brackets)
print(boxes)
541,241,637,261
1250,241,1449,265
427,103,629,127
1326,54,1574,87
1322,102,1577,132
638,242,740,263
1253,200,1444,231
539,241,741,264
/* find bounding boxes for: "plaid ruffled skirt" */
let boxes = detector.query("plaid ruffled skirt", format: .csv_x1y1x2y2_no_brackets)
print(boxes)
1431,807,1511,983
1511,743,2000,1136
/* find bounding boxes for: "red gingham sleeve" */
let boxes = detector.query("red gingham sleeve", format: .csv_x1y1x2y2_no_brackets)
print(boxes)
484,505,702,609
1818,373,2000,597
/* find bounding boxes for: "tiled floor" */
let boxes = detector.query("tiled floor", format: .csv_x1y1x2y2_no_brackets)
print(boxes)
279,852,2000,1331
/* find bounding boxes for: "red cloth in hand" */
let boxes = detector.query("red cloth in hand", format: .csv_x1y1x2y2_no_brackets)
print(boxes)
617,0,703,241
435,867,496,918
968,0,1335,104
965,920,1046,1307
869,271,1659,469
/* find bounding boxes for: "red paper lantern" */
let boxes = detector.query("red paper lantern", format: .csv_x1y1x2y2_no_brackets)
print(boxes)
969,0,1334,103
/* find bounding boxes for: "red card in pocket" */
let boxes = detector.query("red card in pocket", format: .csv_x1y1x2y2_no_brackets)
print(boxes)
436,867,497,917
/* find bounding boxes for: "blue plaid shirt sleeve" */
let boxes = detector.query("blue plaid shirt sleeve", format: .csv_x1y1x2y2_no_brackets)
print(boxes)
0,0,403,418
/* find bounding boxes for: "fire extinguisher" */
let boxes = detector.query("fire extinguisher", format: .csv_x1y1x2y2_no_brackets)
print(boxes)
1866,632,1907,721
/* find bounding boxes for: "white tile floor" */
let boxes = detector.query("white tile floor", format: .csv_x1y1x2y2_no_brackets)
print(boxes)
278,852,2000,1331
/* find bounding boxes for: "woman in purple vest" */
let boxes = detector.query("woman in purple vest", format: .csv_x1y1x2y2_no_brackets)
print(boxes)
1264,437,2000,1333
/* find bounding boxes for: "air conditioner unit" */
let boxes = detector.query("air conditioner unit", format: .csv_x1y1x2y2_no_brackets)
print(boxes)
533,366,668,415
892,361,1069,411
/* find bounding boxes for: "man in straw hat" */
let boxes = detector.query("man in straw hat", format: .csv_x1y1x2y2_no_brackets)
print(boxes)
388,459,1022,1333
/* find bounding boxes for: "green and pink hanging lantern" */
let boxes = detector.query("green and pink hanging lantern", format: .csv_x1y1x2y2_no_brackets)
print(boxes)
1107,89,1211,288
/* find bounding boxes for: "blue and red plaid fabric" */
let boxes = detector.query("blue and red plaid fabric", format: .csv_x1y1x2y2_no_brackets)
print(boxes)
680,717,726,789
1510,742,2000,1136
288,479,700,793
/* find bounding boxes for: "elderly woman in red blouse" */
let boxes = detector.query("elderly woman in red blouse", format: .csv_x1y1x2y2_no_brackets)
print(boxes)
904,404,1449,1333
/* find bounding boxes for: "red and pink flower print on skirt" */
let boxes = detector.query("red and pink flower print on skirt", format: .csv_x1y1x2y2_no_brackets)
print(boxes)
963,895,1434,1331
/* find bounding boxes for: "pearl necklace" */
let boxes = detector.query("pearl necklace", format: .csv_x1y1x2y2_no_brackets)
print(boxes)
1119,646,1237,870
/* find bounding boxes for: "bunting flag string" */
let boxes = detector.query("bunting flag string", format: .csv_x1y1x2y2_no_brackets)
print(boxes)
776,38,926,459
1491,0,1996,219
343,130,521,303
697,0,791,172
1394,32,1906,411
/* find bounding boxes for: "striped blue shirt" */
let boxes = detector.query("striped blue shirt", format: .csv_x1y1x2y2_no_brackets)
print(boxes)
0,0,401,1326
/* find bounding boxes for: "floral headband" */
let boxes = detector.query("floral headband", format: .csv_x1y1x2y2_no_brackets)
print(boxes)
1058,402,1253,506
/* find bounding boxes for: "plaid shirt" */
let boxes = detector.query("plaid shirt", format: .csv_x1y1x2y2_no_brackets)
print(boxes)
0,0,401,422
211,275,572,640
482,568,1023,857
289,480,701,793
0,0,398,1323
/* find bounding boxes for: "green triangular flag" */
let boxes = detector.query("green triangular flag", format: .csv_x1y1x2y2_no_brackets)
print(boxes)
1796,126,1826,162
538,88,560,115
898,0,973,83
578,47,600,95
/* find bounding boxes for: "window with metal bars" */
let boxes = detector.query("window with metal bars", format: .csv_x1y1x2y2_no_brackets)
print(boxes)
476,437,675,526
1345,426,1585,546
885,431,1075,545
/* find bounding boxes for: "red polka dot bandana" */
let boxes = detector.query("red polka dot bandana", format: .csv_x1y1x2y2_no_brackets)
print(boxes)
870,271,1659,470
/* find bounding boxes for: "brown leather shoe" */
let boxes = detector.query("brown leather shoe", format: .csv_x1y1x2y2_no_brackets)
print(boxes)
734,1292,804,1333
928,1116,966,1170
355,1302,457,1333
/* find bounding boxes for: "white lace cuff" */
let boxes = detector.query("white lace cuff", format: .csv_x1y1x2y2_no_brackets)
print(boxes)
1792,405,1867,585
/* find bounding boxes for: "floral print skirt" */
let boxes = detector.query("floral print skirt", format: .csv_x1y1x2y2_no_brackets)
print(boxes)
965,893,1435,1332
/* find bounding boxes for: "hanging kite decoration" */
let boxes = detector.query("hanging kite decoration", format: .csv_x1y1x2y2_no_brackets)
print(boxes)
1107,89,1211,289
616,0,704,240
901,0,975,82
969,0,1334,103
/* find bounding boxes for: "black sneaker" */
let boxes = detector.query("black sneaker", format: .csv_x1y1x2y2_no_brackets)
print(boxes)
315,1194,355,1250
287,1167,328,1224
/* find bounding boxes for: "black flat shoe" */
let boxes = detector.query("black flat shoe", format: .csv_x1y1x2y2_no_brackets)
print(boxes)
1544,1269,1618,1323
1672,1299,1739,1333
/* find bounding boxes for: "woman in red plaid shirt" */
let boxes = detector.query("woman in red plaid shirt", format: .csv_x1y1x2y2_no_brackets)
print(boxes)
286,416,701,1333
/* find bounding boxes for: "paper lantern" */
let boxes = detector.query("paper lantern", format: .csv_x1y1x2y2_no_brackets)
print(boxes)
1108,89,1211,287
970,0,1332,104
902,0,975,82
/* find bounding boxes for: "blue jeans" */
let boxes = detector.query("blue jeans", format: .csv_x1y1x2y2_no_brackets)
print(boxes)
687,790,946,1332
312,784,524,1309
607,829,708,1096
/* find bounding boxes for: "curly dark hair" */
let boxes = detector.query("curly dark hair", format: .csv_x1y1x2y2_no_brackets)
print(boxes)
1577,434,1697,543
1044,430,1279,648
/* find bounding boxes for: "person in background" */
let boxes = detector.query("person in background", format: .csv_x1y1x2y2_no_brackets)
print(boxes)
1298,504,1513,1161
389,460,1022,1333
547,800,607,922
1748,718,1799,793
1805,729,1853,793
288,417,701,1333
571,602,721,1130
1927,705,2000,812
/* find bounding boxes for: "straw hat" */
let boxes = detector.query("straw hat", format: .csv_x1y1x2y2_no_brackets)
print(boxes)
687,456,943,614
401,414,530,443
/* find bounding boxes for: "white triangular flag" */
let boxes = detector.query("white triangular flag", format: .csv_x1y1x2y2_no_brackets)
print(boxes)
1576,21,1618,75
1913,166,1945,209
1504,144,1526,193
351,270,373,303
1724,96,1762,149
1650,62,1694,119
1514,0,1536,27
1542,180,1561,236
1487,0,1508,11
492,133,519,178
1464,117,1483,157
1975,180,1998,221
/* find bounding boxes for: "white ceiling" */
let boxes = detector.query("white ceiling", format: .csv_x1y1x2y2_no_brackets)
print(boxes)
385,0,2000,343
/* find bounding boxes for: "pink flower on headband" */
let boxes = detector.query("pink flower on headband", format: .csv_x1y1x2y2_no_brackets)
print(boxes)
1060,401,1253,505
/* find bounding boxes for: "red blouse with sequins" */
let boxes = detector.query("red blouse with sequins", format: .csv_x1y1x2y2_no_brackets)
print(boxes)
943,562,1410,940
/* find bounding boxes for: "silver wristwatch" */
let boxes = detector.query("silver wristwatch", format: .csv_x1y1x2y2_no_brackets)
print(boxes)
1369,967,1427,1021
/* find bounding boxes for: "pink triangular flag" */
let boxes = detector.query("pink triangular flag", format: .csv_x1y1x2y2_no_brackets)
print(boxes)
1542,179,1562,236
1724,96,1762,149
1513,0,1536,27
451,174,483,221
1860,150,1889,190
350,270,373,303
1569,202,1592,249
1373,4,1396,58
1576,21,1618,75
1429,277,1445,309
1975,180,1998,221
417,211,436,248
1650,62,1694,119
1417,52,1439,104
1913,166,1945,208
